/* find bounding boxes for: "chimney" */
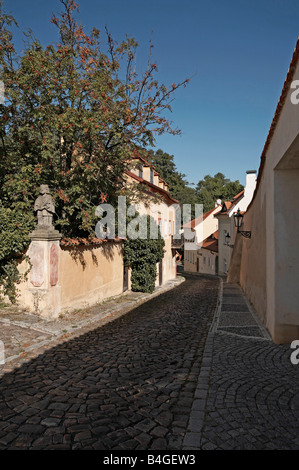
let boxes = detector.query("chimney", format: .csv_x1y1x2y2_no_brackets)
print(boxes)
244,170,257,201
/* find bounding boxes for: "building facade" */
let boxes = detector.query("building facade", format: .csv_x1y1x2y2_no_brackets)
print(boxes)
183,170,256,276
183,205,221,273
125,153,179,286
215,171,256,276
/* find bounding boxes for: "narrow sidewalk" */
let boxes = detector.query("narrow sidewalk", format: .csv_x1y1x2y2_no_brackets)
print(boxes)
183,280,299,450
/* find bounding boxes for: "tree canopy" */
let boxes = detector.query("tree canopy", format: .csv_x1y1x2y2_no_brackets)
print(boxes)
195,172,244,213
0,0,190,236
148,148,197,220
148,151,244,218
0,0,190,301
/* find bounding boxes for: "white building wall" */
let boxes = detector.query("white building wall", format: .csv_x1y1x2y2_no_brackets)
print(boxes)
228,42,299,343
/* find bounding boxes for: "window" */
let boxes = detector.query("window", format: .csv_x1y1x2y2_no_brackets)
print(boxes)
139,165,143,179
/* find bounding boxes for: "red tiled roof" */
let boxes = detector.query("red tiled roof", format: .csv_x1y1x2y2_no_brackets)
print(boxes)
224,201,232,211
202,240,218,253
201,230,219,253
233,190,244,200
125,170,179,205
182,205,221,228
215,189,245,215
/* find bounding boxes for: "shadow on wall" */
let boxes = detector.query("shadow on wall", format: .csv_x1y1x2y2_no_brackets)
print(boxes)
61,242,117,270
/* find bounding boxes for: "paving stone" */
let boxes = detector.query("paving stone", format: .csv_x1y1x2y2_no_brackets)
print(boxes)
218,326,264,338
150,425,168,438
221,303,250,312
41,418,61,427
18,424,45,434
74,430,92,442
135,432,152,447
135,419,156,433
48,403,70,411
182,432,200,448
219,312,257,326
0,432,18,445
150,437,168,449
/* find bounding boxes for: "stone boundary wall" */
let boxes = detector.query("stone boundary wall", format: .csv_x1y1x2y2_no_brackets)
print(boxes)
16,239,126,319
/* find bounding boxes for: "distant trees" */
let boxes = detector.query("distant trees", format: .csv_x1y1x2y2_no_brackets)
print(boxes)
148,149,197,219
148,150,244,216
195,172,244,213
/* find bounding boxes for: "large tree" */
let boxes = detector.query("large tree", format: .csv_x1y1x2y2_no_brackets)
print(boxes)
195,172,244,213
0,0,190,300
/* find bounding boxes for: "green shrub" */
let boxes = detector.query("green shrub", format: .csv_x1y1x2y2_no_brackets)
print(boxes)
124,215,165,293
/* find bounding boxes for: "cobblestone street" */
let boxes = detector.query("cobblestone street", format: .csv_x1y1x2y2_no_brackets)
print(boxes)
0,274,219,450
0,274,298,451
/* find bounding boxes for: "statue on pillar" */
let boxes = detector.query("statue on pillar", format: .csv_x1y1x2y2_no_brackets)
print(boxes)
34,184,55,228
30,185,61,241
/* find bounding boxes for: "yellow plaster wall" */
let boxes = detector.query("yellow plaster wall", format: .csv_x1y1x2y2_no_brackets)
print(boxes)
59,242,124,311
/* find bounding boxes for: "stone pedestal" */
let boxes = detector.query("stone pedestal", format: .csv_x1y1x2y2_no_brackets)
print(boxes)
28,227,62,319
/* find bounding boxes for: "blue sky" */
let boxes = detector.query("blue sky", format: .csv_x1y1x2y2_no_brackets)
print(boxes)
4,0,299,187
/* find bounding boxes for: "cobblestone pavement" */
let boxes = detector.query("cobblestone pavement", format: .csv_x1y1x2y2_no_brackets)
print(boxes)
183,281,299,450
0,277,184,369
0,274,219,450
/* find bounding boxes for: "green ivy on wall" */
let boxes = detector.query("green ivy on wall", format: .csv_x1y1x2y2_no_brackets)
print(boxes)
0,205,34,303
124,214,165,293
